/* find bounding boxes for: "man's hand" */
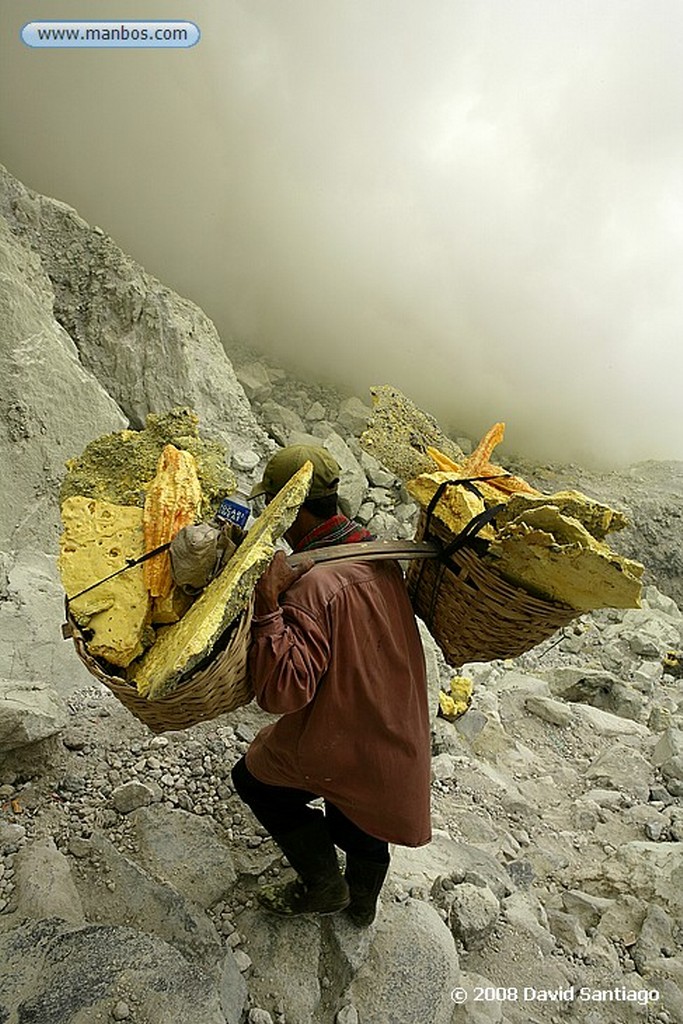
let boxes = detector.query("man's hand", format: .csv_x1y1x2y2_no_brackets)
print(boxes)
254,550,314,616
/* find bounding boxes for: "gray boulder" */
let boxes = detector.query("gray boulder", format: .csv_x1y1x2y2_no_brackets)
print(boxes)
335,1007,360,1024
502,891,555,954
305,400,327,422
652,727,683,776
0,679,67,750
603,842,683,916
335,397,372,435
12,837,85,924
347,898,460,1024
542,667,644,721
320,431,367,518
235,908,322,1024
604,608,682,658
632,904,679,976
643,584,682,619
444,882,501,950
354,501,375,525
0,917,234,1024
236,361,273,402
130,804,238,908
71,832,230,977
431,752,459,783
661,755,683,783
561,889,615,931
359,449,395,488
0,551,96,692
418,620,446,727
525,695,573,727
545,908,589,953
259,399,306,445
391,831,512,901
366,510,401,538
570,704,649,737
110,780,156,814
327,912,376,976
0,163,269,461
585,745,654,803
286,429,329,449
0,821,26,849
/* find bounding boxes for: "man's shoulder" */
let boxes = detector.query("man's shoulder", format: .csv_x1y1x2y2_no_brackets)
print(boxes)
284,558,403,607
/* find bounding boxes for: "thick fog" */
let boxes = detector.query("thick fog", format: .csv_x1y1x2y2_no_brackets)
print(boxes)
2,0,682,466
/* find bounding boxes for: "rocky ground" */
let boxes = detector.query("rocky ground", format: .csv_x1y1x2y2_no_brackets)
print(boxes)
1,585,682,1024
1,166,683,1023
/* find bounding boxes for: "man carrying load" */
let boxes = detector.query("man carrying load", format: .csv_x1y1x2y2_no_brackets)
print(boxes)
232,444,431,926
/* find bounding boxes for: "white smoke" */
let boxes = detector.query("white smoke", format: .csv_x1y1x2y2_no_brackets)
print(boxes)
2,0,682,465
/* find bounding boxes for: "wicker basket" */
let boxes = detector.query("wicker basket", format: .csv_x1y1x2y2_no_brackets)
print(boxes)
406,508,577,666
63,595,255,733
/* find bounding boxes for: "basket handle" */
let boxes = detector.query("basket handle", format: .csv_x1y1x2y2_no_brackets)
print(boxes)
287,539,440,567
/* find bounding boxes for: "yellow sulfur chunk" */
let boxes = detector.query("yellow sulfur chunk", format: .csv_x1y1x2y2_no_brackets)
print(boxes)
60,407,236,517
427,429,539,498
59,497,152,667
496,490,627,541
406,472,495,541
131,461,314,700
486,506,643,611
425,446,460,473
438,676,474,722
143,444,203,599
407,468,642,614
465,423,507,471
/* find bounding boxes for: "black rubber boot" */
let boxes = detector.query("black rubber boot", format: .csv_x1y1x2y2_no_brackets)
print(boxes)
258,817,350,917
344,856,389,927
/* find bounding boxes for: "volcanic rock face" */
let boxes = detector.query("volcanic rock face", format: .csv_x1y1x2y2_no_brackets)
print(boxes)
0,164,270,462
2,169,683,1024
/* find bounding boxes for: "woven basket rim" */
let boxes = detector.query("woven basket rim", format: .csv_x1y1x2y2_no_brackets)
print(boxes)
408,508,577,664
64,595,255,730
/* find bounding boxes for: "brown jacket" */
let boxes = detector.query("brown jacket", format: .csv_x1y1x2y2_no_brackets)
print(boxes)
245,559,432,846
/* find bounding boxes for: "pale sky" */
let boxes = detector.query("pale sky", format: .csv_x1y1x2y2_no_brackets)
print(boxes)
2,0,682,466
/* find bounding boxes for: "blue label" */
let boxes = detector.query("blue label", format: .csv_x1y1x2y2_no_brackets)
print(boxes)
217,498,250,528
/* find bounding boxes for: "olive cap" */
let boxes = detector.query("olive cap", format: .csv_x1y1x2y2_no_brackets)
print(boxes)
249,445,341,500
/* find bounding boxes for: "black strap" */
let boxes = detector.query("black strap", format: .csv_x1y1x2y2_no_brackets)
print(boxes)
440,502,506,560
424,475,509,549
425,474,510,520
415,475,509,628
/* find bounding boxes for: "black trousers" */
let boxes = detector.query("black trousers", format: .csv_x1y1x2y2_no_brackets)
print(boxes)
231,755,390,864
